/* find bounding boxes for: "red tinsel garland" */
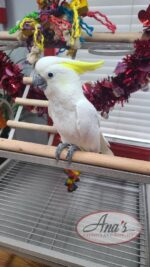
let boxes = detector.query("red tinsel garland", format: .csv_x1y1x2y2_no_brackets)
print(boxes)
83,38,150,117
83,5,150,117
0,51,24,96
27,86,48,115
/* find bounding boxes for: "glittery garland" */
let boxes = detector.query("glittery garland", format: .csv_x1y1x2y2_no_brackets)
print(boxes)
0,51,25,128
0,51,24,96
83,38,150,118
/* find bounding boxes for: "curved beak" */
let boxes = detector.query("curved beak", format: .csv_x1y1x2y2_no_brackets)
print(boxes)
32,72,47,91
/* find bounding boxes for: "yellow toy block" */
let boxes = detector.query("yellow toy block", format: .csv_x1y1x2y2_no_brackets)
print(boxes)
66,0,89,16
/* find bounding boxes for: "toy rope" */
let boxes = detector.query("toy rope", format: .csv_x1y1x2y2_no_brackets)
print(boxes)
70,0,81,45
87,11,116,33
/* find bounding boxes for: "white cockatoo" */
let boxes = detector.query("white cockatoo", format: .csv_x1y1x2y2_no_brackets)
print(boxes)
35,56,113,161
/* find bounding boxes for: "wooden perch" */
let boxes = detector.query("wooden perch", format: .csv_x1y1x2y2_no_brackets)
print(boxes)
15,97,48,107
82,32,143,43
7,120,57,134
23,77,32,85
0,31,18,40
0,138,150,176
0,31,143,43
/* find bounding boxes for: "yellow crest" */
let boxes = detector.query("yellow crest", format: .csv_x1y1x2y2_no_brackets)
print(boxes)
61,60,104,74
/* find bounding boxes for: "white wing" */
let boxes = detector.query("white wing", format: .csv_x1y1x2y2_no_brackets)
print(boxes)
76,98,113,155
100,132,114,155
76,98,101,152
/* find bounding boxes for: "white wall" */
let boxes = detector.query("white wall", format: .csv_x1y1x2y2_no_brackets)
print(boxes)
6,0,37,28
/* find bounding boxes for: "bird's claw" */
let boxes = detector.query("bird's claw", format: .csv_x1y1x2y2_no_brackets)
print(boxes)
66,145,79,163
55,143,69,161
55,143,79,162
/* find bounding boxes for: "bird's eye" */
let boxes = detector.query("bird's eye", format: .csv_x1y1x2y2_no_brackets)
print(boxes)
48,72,54,78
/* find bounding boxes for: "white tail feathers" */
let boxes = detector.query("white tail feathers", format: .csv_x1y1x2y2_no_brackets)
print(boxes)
100,133,114,155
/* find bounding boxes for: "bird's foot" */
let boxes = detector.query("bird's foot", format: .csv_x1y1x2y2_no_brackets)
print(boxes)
55,143,79,162
55,143,69,161
66,144,79,163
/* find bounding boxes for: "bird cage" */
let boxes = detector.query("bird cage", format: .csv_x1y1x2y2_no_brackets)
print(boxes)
0,157,149,267
0,17,149,267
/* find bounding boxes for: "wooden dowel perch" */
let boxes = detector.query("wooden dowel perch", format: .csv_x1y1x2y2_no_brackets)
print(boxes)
0,31,18,40
0,138,150,176
82,32,142,43
7,120,57,134
23,77,32,85
0,31,143,43
15,98,48,107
